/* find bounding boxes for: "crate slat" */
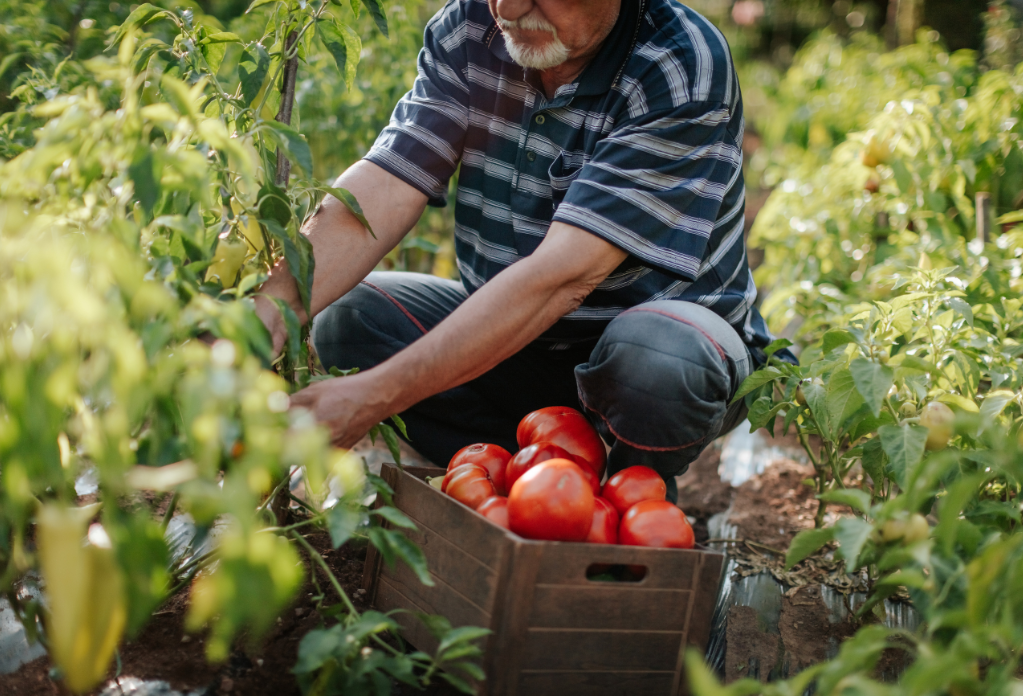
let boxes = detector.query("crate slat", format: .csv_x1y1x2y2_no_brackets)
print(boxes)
521,628,683,671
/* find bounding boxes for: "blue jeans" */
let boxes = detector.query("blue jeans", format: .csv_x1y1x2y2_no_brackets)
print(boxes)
312,272,751,502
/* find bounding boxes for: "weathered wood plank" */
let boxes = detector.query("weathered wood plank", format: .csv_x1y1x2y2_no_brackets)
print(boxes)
394,516,501,610
377,570,492,637
527,585,691,631
486,542,544,696
515,670,676,696
532,543,711,589
389,466,508,569
521,629,683,672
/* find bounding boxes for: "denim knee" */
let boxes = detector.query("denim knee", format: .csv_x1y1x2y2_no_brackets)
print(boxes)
575,301,751,457
311,282,415,372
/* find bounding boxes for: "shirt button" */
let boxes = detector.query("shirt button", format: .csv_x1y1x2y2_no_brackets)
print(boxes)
535,114,545,125
526,151,536,162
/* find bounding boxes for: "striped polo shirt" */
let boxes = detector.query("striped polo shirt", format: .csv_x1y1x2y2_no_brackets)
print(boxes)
365,0,782,361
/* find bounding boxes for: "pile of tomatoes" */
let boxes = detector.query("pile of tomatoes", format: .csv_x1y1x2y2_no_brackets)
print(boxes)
434,407,695,549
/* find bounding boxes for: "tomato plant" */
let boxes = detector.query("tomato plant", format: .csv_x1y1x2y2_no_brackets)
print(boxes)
507,459,595,542
516,406,607,477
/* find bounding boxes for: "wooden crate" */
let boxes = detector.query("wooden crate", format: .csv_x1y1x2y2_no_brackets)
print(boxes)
363,463,725,696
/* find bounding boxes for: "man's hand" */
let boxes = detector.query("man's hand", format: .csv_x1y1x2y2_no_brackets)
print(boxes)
286,222,628,445
289,372,395,449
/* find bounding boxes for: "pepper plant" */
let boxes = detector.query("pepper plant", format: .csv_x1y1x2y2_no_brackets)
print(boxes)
0,1,485,694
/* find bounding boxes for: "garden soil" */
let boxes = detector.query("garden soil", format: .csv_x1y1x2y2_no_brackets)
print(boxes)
4,429,866,694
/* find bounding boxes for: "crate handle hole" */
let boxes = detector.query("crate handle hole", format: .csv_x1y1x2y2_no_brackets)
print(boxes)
585,563,647,583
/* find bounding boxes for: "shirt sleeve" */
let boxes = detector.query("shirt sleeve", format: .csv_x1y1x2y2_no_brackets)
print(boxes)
551,101,742,280
364,0,470,207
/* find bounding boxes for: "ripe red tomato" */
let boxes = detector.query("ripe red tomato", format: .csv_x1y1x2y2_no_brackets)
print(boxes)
505,442,596,493
516,407,606,478
508,459,595,542
618,501,694,549
442,464,496,510
448,443,512,495
602,466,666,516
477,496,509,529
585,497,619,544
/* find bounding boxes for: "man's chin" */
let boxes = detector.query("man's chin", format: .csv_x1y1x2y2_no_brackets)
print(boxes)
503,37,571,70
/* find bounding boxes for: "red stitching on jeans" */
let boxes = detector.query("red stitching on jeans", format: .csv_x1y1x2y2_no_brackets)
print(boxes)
577,392,707,453
618,307,728,361
360,281,428,335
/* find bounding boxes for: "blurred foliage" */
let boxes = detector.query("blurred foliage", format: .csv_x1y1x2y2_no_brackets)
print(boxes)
0,1,485,693
691,3,1023,694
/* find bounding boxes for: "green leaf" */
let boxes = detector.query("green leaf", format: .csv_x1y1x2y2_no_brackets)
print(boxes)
437,672,476,695
376,422,403,466
785,527,835,569
732,367,782,403
861,436,886,485
390,413,409,439
238,44,270,106
366,472,394,506
264,121,313,177
110,3,171,47
257,182,292,228
849,358,894,417
318,19,362,91
818,488,871,514
363,0,390,36
826,368,865,429
821,329,857,354
878,424,928,489
128,149,160,217
371,506,417,530
803,379,830,439
318,185,375,238
437,626,491,656
326,504,367,548
834,517,873,572
978,390,1016,433
947,297,974,327
294,625,344,674
764,338,793,358
938,392,979,413
369,527,434,586
266,295,301,359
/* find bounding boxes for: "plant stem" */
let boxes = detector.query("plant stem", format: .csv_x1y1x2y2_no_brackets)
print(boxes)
274,30,300,187
161,492,179,530
289,530,359,618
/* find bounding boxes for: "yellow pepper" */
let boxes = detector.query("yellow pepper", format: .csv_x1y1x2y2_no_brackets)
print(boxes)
231,200,264,254
37,503,127,694
204,231,249,288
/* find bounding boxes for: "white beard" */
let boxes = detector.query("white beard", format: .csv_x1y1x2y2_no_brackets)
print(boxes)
496,13,571,70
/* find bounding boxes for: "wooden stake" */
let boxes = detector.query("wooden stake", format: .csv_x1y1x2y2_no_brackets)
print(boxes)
976,192,993,245
275,31,300,188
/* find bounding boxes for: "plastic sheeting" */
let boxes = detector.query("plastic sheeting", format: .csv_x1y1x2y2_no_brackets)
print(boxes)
704,421,921,683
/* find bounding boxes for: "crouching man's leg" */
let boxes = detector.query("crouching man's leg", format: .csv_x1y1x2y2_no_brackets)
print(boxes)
574,301,752,503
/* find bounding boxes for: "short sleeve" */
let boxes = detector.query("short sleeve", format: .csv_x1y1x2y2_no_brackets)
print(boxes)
551,101,741,280
364,0,470,207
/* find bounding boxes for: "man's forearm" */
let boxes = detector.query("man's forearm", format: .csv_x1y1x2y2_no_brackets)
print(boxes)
257,160,428,325
368,225,628,417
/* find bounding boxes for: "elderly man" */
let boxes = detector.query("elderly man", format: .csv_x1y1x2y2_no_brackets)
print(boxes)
256,0,791,501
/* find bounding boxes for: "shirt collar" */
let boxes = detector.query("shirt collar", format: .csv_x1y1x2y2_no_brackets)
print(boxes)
485,0,646,97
